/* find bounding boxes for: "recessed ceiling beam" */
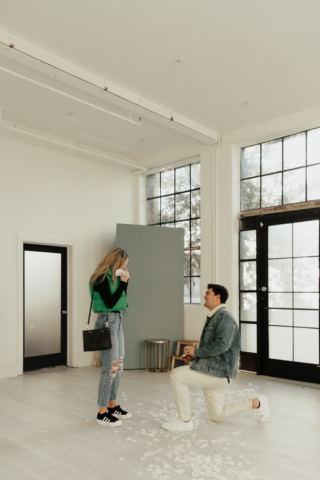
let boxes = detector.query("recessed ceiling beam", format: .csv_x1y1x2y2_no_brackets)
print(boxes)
0,29,219,144
0,65,142,126
0,106,147,172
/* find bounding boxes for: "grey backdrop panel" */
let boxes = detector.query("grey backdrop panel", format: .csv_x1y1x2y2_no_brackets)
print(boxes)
116,224,184,369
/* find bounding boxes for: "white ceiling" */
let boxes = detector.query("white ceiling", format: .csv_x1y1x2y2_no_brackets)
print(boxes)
0,55,203,163
1,0,320,167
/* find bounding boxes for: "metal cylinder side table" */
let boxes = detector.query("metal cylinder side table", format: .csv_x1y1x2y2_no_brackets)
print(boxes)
145,340,171,372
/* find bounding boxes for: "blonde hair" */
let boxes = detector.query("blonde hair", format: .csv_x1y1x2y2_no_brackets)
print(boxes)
90,247,129,287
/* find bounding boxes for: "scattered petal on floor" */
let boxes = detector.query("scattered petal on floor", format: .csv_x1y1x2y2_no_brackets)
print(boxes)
113,387,260,479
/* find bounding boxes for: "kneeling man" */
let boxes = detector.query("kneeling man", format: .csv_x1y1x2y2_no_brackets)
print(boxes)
162,284,269,432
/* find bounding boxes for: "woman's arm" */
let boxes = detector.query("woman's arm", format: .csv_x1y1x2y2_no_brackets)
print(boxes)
94,275,128,309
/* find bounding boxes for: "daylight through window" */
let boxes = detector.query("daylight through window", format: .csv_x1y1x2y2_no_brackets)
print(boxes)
241,128,320,211
146,162,201,304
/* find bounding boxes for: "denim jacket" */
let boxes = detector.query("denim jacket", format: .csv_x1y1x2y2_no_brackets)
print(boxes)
190,306,240,379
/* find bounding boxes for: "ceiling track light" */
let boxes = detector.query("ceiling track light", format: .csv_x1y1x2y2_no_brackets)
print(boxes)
0,65,142,126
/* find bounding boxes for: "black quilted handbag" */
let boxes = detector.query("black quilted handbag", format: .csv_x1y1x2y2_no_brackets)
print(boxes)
83,287,112,352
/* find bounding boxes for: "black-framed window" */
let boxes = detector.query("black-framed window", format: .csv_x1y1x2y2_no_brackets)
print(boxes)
241,128,320,211
146,162,201,304
239,229,258,355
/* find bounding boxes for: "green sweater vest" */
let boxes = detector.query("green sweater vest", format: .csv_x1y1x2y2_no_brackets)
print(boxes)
89,269,129,313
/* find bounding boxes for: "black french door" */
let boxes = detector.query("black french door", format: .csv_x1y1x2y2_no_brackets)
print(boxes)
260,213,320,383
23,244,67,371
240,209,320,384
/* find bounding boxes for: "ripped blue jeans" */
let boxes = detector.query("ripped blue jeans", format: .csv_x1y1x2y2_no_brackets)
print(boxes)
94,312,125,407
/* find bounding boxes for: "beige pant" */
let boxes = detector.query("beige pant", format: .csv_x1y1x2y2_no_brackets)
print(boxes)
170,365,252,422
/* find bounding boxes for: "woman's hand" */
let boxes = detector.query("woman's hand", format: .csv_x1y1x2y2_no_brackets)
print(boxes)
121,268,130,283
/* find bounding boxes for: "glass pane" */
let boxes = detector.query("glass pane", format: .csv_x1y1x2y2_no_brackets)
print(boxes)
261,173,282,208
161,223,175,228
294,310,319,328
25,251,61,357
283,133,306,170
191,190,200,218
307,164,320,201
262,139,282,175
161,170,174,196
161,196,174,223
176,220,190,248
191,162,201,189
191,250,201,275
240,231,256,260
184,251,191,276
147,198,160,224
283,168,306,204
269,259,292,292
269,326,293,361
293,220,319,257
307,128,320,165
240,323,257,353
294,328,319,364
191,277,201,304
240,262,256,290
176,165,190,192
268,224,292,259
294,293,319,310
184,278,190,303
294,257,319,292
240,293,257,322
176,192,190,221
241,145,260,179
191,219,201,247
269,309,293,326
147,173,160,198
241,177,260,211
269,293,293,308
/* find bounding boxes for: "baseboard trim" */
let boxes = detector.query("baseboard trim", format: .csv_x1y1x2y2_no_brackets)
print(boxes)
0,364,19,380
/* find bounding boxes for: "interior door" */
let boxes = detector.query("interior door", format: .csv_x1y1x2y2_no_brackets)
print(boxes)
23,244,67,371
261,216,320,383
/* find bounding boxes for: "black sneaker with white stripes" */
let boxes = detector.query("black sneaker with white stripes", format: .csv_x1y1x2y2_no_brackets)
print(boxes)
96,411,122,427
107,405,132,419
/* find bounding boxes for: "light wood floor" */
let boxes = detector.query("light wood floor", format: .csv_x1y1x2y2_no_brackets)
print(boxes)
0,367,319,480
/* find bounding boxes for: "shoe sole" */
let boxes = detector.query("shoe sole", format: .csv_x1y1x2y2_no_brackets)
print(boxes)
113,413,132,420
96,419,123,427
162,424,193,432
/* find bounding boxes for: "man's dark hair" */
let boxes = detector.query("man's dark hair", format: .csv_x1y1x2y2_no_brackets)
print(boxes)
207,284,229,304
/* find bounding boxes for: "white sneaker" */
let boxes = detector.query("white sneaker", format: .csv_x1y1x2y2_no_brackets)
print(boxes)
256,395,269,423
161,418,194,432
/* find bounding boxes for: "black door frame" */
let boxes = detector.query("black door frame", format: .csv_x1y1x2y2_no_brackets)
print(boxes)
23,244,67,371
240,207,320,384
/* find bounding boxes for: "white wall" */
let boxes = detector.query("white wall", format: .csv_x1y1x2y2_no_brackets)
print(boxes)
0,128,140,379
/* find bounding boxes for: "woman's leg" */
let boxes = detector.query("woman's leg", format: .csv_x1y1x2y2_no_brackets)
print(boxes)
97,315,119,413
108,314,125,406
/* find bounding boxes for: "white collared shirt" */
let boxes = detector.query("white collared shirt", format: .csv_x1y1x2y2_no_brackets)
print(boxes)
203,303,226,327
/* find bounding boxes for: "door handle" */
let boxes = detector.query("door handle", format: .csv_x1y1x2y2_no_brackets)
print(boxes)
261,287,267,292
62,310,67,314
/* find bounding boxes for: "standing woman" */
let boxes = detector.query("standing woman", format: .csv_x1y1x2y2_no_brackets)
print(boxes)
89,247,132,427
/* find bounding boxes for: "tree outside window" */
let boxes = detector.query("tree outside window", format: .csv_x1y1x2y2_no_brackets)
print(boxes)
241,128,320,211
147,162,201,304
